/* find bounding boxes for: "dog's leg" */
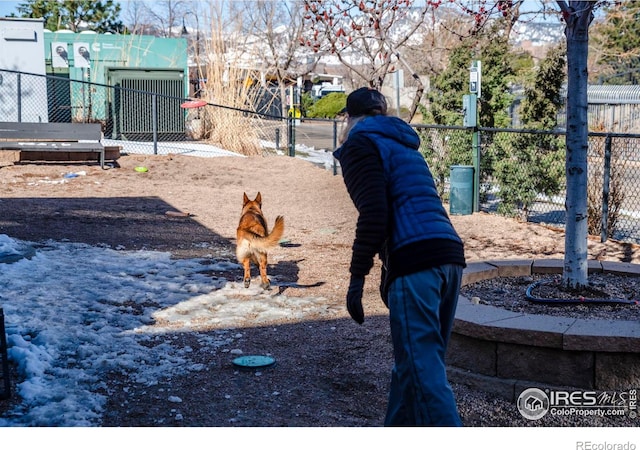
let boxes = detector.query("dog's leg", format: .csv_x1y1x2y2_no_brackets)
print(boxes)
241,258,252,288
258,253,270,290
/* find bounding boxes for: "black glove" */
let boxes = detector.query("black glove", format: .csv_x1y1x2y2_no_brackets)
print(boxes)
346,275,365,324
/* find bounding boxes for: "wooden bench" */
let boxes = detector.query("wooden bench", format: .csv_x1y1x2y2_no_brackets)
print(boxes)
0,122,107,169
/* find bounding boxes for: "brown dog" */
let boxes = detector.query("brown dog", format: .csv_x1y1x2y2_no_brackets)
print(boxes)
236,192,284,289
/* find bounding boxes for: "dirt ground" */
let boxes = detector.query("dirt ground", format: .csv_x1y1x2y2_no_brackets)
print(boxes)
1,153,639,427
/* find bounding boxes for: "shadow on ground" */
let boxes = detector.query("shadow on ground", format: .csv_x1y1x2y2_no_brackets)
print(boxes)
0,197,233,258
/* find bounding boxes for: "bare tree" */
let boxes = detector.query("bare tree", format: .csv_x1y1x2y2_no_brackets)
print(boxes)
140,0,189,37
119,0,155,35
241,1,310,117
301,0,438,120
405,10,474,80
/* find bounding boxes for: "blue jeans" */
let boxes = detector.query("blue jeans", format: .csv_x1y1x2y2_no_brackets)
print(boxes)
384,264,463,426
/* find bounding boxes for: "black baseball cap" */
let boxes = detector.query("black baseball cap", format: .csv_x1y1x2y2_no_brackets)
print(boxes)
341,87,388,116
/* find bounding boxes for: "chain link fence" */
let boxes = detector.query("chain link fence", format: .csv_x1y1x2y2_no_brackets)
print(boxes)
0,68,288,158
415,125,640,245
293,121,640,245
3,68,640,245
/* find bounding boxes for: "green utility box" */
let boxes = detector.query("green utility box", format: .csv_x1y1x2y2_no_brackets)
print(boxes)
44,31,188,140
449,165,474,216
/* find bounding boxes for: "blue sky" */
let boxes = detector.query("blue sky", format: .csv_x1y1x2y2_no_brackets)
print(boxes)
0,1,563,21
0,1,18,17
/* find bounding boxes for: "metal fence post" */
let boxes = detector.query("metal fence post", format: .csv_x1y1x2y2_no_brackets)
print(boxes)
16,73,22,123
152,93,158,155
601,134,612,243
472,127,480,212
332,119,338,176
287,116,295,157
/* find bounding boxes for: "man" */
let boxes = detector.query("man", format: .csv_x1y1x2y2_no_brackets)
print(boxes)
333,87,466,426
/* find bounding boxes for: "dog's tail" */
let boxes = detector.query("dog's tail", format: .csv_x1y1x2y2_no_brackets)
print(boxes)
247,216,285,250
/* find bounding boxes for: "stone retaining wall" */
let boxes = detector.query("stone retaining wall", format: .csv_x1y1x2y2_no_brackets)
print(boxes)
448,259,640,401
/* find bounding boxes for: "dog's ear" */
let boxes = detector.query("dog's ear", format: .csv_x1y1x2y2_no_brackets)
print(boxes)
255,192,262,205
243,192,249,205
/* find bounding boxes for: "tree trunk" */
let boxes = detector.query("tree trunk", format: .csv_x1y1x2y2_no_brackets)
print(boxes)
559,1,594,289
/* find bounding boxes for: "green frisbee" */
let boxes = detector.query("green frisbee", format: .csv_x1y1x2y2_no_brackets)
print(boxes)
232,355,276,369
